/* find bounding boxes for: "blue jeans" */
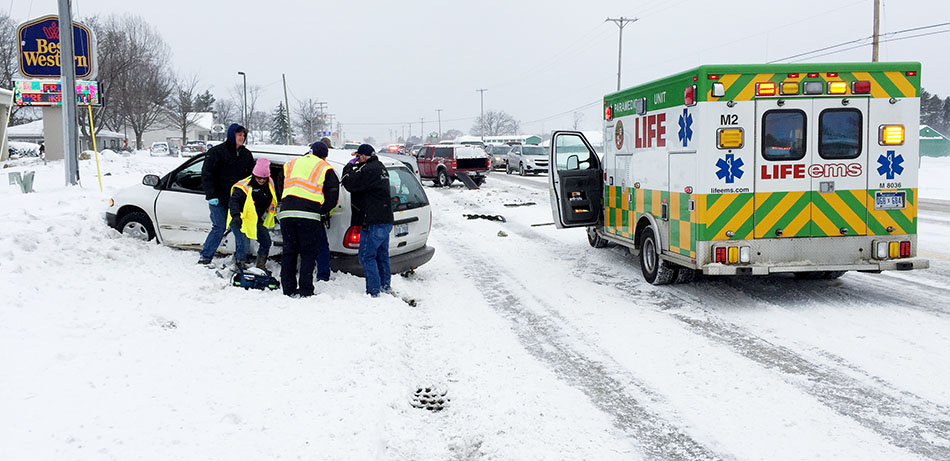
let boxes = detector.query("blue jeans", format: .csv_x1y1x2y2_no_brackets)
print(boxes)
199,203,228,260
358,224,392,296
231,221,271,263
316,223,331,281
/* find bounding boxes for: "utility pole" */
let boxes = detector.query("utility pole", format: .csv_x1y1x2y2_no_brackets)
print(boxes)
237,71,247,128
605,17,639,91
872,0,881,62
316,101,328,137
58,0,79,185
436,109,442,141
282,74,292,144
420,117,424,142
476,88,487,137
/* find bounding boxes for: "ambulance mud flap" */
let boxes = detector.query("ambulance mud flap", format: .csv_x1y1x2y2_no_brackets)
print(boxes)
454,173,479,189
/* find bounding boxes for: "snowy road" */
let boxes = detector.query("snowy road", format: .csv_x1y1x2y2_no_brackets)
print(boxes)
2,155,950,460
418,172,950,459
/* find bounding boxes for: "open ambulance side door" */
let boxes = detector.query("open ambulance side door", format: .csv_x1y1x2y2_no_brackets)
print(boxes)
548,131,603,229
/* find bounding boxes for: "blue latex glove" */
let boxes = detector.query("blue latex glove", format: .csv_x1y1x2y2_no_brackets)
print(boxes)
208,198,219,206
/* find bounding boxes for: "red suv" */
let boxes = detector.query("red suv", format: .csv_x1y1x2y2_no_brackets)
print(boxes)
415,144,491,187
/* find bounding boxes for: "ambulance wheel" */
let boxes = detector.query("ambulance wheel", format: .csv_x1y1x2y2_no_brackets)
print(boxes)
519,163,526,176
587,227,608,248
639,226,677,285
118,211,155,242
436,169,452,187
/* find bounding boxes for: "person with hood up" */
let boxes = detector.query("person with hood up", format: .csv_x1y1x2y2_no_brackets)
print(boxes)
227,158,277,269
198,123,255,264
341,144,394,297
278,141,339,297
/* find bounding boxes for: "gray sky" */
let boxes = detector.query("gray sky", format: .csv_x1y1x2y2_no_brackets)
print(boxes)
10,0,950,142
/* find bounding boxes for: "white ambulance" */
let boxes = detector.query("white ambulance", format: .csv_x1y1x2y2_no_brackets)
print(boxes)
548,63,929,284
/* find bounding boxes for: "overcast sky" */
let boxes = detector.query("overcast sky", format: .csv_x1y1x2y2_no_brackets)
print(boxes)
10,0,950,143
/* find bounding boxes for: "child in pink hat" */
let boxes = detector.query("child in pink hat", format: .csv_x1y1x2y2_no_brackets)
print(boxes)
226,158,278,269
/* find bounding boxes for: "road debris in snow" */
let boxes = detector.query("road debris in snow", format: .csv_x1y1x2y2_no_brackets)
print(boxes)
463,214,506,222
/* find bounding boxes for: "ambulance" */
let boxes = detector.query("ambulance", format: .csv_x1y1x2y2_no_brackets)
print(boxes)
548,63,929,284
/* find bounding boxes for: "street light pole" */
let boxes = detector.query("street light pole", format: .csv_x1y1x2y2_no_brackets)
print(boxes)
606,17,639,91
476,88,487,138
237,71,247,128
436,109,442,141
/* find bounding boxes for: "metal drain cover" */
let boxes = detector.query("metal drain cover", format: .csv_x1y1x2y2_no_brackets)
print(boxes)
411,386,449,412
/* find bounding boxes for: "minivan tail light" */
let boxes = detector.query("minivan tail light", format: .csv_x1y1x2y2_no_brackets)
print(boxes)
344,225,361,249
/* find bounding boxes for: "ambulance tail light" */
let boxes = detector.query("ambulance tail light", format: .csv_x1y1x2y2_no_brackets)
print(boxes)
875,242,888,259
344,225,361,249
852,81,871,94
889,241,900,259
739,247,751,263
879,125,905,145
684,85,697,106
828,81,848,95
900,241,911,257
755,82,777,97
717,128,744,149
715,247,727,263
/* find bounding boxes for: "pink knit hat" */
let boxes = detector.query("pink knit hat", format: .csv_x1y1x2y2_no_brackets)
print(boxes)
252,158,270,177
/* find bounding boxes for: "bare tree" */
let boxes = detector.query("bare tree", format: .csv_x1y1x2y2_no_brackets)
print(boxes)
294,99,325,142
248,109,269,143
165,75,205,146
471,110,520,136
442,128,463,141
230,83,263,133
0,12,39,125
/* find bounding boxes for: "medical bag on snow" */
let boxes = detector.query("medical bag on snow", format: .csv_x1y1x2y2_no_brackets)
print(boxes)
231,267,280,291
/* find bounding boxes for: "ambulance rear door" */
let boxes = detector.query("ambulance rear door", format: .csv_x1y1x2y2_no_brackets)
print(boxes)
808,98,869,237
753,99,813,239
548,131,603,228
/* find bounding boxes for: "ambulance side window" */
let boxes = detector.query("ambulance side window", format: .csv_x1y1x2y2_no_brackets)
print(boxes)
762,110,806,161
819,109,862,159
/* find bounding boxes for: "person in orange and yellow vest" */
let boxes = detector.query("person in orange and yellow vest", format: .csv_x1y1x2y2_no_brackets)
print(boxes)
278,142,339,298
227,158,277,270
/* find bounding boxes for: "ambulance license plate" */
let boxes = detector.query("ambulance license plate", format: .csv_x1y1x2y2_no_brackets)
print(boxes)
394,223,409,237
874,191,905,210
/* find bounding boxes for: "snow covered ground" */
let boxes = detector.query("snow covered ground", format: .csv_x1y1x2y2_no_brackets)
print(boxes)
1,152,949,459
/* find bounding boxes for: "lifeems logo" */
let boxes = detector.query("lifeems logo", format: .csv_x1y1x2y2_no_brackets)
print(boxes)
760,163,862,179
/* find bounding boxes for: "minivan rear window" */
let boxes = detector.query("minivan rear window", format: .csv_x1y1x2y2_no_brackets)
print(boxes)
389,167,429,211
819,109,862,159
762,110,806,161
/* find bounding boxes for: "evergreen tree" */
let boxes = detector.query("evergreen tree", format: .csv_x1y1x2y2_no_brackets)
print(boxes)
269,102,292,145
920,88,943,129
194,90,215,112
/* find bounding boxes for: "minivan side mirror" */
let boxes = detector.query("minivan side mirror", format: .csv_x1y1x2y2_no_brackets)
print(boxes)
566,155,579,170
143,174,160,187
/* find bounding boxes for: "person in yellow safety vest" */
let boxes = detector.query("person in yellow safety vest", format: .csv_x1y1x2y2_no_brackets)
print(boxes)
227,158,277,270
278,141,340,297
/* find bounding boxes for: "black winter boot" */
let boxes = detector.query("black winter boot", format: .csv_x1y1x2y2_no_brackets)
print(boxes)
255,254,268,270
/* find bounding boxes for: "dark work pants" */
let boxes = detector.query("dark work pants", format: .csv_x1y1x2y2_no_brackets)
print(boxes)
280,218,324,297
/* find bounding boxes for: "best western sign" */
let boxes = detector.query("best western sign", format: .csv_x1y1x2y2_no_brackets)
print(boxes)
17,15,97,79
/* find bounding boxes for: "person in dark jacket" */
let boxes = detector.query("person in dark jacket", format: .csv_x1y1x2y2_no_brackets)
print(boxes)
341,144,394,297
278,142,339,297
198,123,255,264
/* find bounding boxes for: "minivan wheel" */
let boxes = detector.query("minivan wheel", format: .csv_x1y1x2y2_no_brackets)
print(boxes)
118,211,156,242
519,163,526,176
505,163,511,174
638,225,677,285
436,169,451,187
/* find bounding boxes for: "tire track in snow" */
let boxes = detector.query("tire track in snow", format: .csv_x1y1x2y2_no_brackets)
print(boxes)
433,222,726,461
435,186,950,459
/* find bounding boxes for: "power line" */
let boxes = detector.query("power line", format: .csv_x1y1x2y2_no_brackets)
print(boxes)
784,28,950,62
769,21,950,63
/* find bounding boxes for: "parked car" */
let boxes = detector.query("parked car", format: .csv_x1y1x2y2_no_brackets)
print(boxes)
506,144,548,175
342,142,361,151
485,144,511,170
181,141,207,156
106,145,435,275
149,142,170,156
415,144,491,187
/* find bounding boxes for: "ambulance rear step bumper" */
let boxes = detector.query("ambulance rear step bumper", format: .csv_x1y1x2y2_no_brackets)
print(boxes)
701,258,929,275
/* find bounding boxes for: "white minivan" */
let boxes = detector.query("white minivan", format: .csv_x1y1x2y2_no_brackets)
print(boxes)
106,144,435,275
